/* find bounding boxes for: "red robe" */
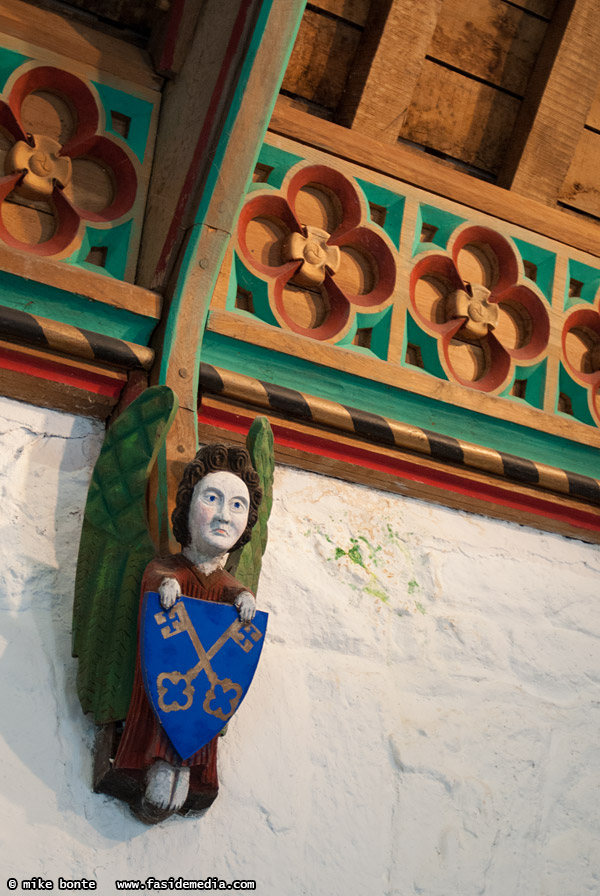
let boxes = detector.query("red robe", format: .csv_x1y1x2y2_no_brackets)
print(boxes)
114,554,246,802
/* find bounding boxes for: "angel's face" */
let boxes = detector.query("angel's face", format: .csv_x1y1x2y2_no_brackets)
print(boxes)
188,471,250,558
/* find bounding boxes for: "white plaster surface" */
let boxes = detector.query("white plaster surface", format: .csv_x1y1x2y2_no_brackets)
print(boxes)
1,394,599,895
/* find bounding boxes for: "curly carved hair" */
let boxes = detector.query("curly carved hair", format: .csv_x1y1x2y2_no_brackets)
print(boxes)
171,443,262,551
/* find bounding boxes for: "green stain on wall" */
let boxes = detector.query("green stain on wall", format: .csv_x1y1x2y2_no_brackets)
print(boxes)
329,534,391,603
347,542,366,568
365,584,389,602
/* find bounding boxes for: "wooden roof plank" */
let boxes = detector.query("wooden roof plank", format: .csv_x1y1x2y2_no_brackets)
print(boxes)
559,128,600,219
0,0,160,90
498,0,600,204
337,0,443,143
430,0,548,96
282,7,362,112
310,0,371,27
507,0,557,19
401,59,521,175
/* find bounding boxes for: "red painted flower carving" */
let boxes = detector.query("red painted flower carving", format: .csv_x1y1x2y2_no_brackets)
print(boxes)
0,66,137,256
237,164,396,341
562,298,600,423
410,225,550,392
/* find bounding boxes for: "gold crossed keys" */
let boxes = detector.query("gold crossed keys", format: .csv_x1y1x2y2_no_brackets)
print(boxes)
153,603,263,721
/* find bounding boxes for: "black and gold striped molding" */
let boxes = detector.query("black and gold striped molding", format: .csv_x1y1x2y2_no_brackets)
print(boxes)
0,305,154,370
199,363,600,507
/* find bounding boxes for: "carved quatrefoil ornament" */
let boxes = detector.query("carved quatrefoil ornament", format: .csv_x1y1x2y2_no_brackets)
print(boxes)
409,224,551,391
448,282,499,341
237,162,396,341
282,225,341,289
6,134,73,200
0,64,139,257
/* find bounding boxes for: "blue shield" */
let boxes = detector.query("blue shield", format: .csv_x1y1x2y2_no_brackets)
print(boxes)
141,592,268,760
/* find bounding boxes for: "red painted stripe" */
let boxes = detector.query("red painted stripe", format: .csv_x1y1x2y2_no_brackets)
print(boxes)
199,404,600,535
0,347,123,399
154,0,255,286
159,0,186,73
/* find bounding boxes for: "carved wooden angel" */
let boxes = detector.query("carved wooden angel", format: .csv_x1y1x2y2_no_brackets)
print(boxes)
72,386,274,823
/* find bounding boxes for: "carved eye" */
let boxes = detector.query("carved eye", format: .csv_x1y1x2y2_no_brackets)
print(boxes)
207,494,217,502
232,500,244,511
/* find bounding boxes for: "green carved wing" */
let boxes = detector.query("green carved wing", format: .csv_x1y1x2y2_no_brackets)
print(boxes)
72,385,178,724
227,416,274,595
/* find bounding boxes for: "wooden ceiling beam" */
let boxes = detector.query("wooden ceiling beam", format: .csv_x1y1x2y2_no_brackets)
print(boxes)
149,0,204,78
136,0,264,291
497,0,600,203
149,0,306,551
337,0,443,143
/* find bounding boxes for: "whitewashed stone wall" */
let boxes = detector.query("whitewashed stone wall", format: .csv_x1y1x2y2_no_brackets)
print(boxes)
1,394,599,896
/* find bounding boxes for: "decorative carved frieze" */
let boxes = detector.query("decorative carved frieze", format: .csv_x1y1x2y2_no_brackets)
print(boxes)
0,44,158,279
207,135,600,502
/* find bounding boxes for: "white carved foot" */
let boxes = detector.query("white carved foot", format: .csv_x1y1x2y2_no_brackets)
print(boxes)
133,761,190,824
145,760,190,810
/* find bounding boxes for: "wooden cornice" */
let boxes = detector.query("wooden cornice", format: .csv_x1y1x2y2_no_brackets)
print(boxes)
0,243,161,321
269,99,600,260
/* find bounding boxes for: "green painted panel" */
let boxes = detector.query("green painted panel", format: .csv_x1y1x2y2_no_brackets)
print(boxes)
402,309,448,380
203,331,600,477
500,361,546,410
0,270,157,343
0,48,30,93
230,256,280,328
259,143,304,189
512,238,555,301
413,204,466,255
247,181,276,195
558,365,596,427
337,306,393,360
565,259,600,311
65,220,132,280
92,81,154,164
355,179,405,248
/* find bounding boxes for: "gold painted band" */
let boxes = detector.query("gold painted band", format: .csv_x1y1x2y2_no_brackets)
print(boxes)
199,363,600,505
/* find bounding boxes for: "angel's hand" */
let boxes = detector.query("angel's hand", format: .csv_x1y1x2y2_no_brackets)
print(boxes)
159,577,181,610
234,590,256,624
